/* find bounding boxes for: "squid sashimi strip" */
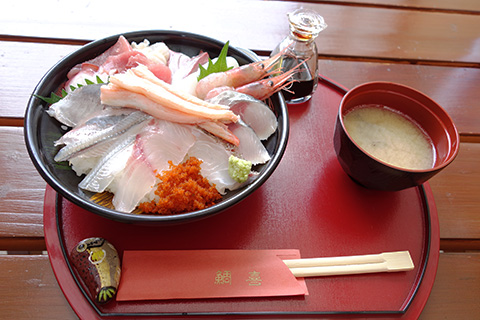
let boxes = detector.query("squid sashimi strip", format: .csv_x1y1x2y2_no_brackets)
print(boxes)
131,65,227,110
104,68,239,123
197,121,240,146
101,85,209,124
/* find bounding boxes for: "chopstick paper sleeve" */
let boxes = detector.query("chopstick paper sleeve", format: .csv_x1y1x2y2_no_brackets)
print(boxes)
116,249,308,301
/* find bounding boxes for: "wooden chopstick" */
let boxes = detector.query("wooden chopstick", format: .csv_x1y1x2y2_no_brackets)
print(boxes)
283,251,414,278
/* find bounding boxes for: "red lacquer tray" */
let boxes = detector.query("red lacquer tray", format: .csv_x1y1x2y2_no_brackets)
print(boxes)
43,77,440,319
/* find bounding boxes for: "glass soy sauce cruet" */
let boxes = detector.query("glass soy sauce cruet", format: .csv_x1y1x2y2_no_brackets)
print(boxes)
271,8,327,104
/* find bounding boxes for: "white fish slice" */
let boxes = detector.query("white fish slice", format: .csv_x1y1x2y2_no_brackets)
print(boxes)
208,90,278,140
187,129,244,194
46,84,105,127
229,121,271,165
110,119,197,213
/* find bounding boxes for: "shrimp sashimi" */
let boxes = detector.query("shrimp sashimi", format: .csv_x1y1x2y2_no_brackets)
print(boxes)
207,90,277,140
195,49,285,99
104,67,239,123
204,61,299,101
195,53,279,99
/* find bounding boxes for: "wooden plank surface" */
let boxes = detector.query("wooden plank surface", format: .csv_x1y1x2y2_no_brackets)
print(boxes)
0,255,77,320
0,253,477,319
0,41,79,121
419,253,480,319
308,0,480,13
0,127,45,250
1,0,480,64
429,142,480,240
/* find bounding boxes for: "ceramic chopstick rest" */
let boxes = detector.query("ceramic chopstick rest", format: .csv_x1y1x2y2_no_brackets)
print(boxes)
70,237,121,304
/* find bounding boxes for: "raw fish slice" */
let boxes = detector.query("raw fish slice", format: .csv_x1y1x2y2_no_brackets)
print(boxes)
54,111,150,162
137,119,197,172
55,107,135,146
47,84,105,128
110,119,197,213
197,121,239,146
110,144,157,213
168,50,208,97
68,135,123,176
65,36,132,91
207,90,277,140
187,130,246,194
229,121,271,165
78,131,136,193
168,50,209,83
67,36,131,79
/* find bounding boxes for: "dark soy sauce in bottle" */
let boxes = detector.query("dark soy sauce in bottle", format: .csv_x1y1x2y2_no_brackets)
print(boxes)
270,9,327,104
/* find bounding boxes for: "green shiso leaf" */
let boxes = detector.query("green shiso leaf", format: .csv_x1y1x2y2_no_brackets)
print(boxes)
34,92,64,105
197,41,233,81
34,76,105,105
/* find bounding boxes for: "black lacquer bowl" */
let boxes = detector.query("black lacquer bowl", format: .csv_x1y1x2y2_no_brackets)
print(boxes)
24,30,289,225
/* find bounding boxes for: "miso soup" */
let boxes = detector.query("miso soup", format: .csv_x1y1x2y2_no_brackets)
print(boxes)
343,105,435,170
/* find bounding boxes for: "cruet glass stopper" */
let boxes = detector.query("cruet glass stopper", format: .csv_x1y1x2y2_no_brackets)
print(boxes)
288,8,327,42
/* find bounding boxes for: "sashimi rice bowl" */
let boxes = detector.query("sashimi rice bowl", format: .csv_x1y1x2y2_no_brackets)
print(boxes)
24,31,289,224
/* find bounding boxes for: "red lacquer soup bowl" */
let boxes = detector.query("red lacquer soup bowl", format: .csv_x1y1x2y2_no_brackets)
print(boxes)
334,81,459,191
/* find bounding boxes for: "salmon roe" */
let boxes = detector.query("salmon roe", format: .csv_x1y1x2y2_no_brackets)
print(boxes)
139,157,222,215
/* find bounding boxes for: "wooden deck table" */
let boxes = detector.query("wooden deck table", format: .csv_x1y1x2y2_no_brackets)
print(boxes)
1,1,479,319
